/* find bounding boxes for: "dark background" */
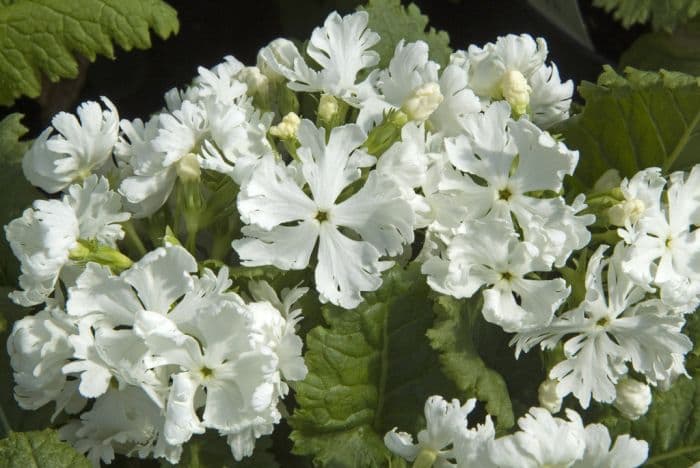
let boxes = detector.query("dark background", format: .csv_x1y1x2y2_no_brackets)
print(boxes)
4,0,645,135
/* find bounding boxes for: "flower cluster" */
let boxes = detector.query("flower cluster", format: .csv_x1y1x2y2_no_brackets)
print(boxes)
385,395,649,468
5,6,700,466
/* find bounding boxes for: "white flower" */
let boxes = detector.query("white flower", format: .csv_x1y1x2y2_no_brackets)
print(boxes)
610,167,665,231
22,97,119,193
613,377,652,420
358,40,480,136
6,175,130,306
572,424,648,468
233,120,414,308
621,165,700,305
258,11,379,102
427,219,569,333
466,34,572,127
489,407,586,468
512,244,692,408
385,396,495,467
7,303,80,412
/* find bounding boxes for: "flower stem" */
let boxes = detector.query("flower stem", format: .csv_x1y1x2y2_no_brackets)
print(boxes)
123,220,147,257
0,402,12,437
646,445,700,464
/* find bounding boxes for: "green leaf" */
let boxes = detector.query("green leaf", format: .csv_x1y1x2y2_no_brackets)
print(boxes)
359,0,451,68
553,66,700,190
426,295,514,429
161,434,279,468
290,263,455,467
621,16,700,76
0,114,29,164
0,429,90,468
596,310,700,466
592,0,700,32
0,0,179,106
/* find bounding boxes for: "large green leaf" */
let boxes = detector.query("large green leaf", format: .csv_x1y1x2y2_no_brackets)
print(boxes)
592,0,700,32
0,0,179,106
358,0,451,68
289,263,453,467
426,295,514,429
553,67,700,190
0,429,90,468
620,17,700,76
597,311,700,466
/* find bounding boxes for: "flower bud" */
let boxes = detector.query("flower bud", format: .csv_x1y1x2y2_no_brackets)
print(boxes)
401,82,443,122
318,94,340,123
270,112,301,140
608,198,645,226
176,153,202,183
538,378,562,414
237,66,270,97
500,69,531,116
257,38,298,81
614,377,652,420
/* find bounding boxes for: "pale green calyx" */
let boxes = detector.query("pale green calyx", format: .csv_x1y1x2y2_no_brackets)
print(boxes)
176,153,202,183
269,112,301,140
500,69,531,117
69,240,133,272
401,82,443,122
412,448,438,468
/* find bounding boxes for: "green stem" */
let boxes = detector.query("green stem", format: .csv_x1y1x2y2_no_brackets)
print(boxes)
646,445,700,464
0,402,12,437
123,220,147,257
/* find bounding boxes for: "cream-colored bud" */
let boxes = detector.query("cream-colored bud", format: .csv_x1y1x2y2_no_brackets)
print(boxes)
269,112,301,140
614,377,652,420
176,153,201,183
318,94,339,122
500,69,532,116
237,66,269,96
401,82,443,122
538,379,562,414
608,198,646,226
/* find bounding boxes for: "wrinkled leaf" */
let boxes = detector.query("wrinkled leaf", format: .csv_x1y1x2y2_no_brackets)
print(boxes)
593,0,700,32
0,0,179,106
427,295,514,429
553,67,700,190
0,429,90,468
359,0,451,68
290,263,456,467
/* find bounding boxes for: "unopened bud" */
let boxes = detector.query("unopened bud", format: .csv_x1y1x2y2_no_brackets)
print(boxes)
500,69,531,116
538,379,562,414
614,377,652,420
176,153,201,183
608,198,645,226
237,66,270,97
318,94,339,123
401,82,443,122
269,112,301,140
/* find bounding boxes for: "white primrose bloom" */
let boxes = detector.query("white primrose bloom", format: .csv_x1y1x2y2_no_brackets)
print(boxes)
444,104,591,267
490,407,586,468
621,165,700,307
512,244,692,408
384,396,495,467
258,11,379,103
6,175,130,306
572,423,648,468
233,120,414,309
358,40,480,136
610,167,665,232
465,34,573,127
22,97,119,193
59,386,180,466
425,219,570,333
7,302,82,413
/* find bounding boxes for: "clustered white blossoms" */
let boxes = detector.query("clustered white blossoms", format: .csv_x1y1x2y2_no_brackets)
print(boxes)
5,7,699,467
